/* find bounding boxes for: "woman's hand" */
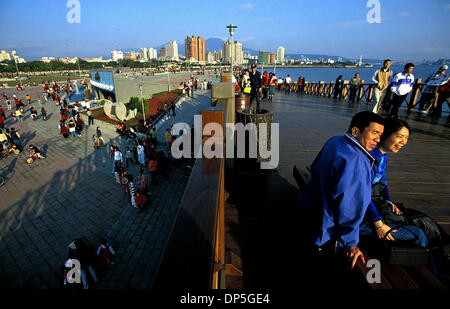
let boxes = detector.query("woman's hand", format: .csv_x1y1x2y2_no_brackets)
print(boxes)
390,203,403,215
374,220,396,241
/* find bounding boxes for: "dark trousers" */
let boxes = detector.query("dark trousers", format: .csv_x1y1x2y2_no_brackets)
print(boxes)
249,90,261,112
388,93,407,118
333,87,342,99
349,87,358,103
88,116,94,126
431,91,450,117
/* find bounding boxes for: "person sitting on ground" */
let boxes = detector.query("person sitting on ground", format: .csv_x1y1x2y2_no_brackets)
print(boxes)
116,122,126,135
28,144,45,159
30,107,38,119
359,118,428,247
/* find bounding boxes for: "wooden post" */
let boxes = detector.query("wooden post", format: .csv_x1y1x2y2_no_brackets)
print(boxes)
367,84,374,103
409,78,422,108
329,81,334,98
357,80,365,102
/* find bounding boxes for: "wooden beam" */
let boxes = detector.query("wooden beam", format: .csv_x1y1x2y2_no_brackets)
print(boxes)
225,264,243,277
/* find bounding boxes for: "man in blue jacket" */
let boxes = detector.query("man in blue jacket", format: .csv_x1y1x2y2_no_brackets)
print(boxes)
299,111,385,269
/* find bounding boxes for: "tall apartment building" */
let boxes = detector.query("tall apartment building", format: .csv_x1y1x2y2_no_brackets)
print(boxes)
139,48,148,61
111,50,124,61
258,51,269,65
158,48,166,58
222,40,244,65
268,52,276,64
165,40,179,61
276,46,285,63
185,35,205,62
148,48,157,60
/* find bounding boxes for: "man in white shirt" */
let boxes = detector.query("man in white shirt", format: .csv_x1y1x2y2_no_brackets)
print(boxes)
386,63,415,119
285,75,292,93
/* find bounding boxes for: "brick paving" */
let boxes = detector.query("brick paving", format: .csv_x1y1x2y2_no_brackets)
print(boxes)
0,77,217,288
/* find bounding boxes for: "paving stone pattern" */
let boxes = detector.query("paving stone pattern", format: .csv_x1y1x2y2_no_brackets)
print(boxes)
0,78,217,288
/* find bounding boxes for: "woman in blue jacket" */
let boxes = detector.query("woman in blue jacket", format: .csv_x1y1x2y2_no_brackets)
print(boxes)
360,118,428,247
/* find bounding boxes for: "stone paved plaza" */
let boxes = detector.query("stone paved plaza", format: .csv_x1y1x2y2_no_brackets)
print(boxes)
0,74,218,288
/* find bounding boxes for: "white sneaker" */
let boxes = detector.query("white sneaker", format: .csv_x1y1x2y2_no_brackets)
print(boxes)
420,110,428,114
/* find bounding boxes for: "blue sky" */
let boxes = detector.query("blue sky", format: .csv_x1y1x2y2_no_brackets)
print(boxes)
0,0,449,61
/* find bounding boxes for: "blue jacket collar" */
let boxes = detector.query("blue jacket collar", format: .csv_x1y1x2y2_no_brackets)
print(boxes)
344,132,375,169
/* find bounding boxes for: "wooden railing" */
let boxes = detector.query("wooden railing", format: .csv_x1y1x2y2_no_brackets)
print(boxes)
286,78,449,110
152,108,226,289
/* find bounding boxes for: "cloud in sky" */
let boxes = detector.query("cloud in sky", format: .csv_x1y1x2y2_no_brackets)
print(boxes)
238,3,254,11
432,3,450,10
321,19,367,28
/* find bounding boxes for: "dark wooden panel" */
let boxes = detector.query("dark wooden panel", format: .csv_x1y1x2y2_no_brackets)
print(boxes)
152,157,223,289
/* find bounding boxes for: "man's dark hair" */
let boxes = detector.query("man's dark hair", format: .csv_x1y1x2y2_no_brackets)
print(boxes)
404,63,414,70
383,59,391,65
347,111,385,133
380,118,411,143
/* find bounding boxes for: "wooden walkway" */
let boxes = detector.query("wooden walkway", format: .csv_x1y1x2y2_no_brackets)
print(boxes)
224,90,450,288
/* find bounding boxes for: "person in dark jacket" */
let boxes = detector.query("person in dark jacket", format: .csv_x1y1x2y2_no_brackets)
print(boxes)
249,64,262,113
334,75,344,99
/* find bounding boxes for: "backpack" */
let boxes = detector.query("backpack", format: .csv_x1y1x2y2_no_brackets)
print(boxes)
403,208,450,248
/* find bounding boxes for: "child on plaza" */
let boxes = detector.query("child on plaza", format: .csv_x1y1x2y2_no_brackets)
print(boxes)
97,238,116,270
92,135,99,149
127,174,138,209
5,99,11,111
121,169,129,194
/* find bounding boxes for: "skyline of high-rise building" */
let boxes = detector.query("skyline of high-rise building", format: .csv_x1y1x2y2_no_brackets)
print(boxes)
222,39,244,65
165,40,179,61
111,50,124,61
185,35,206,62
277,46,285,63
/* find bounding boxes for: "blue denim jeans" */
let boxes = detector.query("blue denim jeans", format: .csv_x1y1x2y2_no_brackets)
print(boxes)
360,222,428,247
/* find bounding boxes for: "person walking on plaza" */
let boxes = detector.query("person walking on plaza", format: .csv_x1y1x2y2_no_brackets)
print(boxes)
16,108,23,122
25,94,31,105
5,99,11,111
412,65,448,114
386,63,415,119
249,64,262,113
96,127,105,146
148,156,158,186
125,146,133,168
349,73,361,103
372,59,393,113
0,105,6,120
87,109,94,126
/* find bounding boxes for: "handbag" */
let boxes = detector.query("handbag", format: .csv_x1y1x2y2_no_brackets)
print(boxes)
243,87,251,94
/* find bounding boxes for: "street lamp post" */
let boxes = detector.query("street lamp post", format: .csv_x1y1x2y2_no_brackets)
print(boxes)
13,56,22,87
167,71,170,92
138,84,146,126
226,24,237,76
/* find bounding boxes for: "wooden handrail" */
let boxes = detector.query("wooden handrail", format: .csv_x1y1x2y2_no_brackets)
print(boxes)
152,108,226,289
291,79,448,108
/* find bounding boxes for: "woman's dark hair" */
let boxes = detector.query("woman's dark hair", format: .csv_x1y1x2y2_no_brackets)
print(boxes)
383,59,391,65
380,118,411,143
348,111,385,134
